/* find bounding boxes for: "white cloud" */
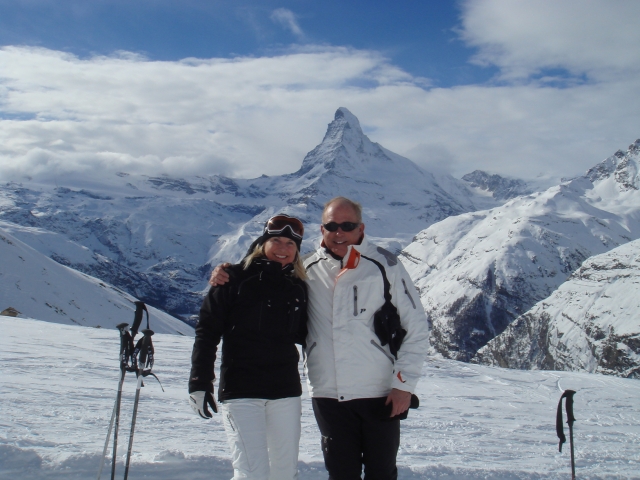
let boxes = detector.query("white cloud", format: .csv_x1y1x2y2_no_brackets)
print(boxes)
1,0,640,190
459,0,640,81
270,8,304,39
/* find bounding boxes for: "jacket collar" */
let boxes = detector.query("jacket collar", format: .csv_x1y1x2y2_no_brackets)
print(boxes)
318,235,369,263
251,257,294,275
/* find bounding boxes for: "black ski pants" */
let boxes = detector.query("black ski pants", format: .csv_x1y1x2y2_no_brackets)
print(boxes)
312,397,400,480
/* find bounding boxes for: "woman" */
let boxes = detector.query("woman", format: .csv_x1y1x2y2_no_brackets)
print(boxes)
189,214,308,480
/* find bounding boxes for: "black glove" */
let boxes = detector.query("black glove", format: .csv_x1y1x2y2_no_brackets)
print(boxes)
373,301,407,359
382,394,420,421
189,391,218,418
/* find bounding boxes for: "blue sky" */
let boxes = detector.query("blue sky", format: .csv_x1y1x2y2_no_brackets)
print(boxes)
1,0,639,184
0,1,486,86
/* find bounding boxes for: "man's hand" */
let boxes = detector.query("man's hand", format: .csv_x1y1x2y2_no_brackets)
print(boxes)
385,388,411,417
209,263,232,286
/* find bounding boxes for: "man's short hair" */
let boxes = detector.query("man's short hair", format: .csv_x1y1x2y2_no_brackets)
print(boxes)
323,197,363,223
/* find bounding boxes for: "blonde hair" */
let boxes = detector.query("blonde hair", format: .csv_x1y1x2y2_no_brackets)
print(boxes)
243,243,307,280
323,196,363,223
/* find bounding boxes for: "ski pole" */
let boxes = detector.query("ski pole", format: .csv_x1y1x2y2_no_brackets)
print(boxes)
567,392,576,480
95,322,131,480
131,301,149,338
110,322,132,480
556,389,577,480
123,328,163,480
96,395,117,480
97,303,149,479
123,372,144,480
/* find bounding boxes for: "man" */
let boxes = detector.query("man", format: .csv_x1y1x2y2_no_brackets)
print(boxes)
210,197,429,479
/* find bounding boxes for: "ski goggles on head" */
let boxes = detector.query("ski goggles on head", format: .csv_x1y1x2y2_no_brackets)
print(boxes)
322,221,360,232
265,214,304,239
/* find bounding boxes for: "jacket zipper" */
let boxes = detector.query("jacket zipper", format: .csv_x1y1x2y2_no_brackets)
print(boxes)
288,300,294,332
370,339,395,364
290,283,306,333
353,285,358,316
258,299,264,331
258,271,264,330
402,278,417,309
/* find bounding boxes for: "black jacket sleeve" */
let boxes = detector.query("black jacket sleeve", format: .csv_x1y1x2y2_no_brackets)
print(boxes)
188,281,231,393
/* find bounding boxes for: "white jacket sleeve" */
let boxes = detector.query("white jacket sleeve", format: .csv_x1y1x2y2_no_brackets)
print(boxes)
388,262,430,393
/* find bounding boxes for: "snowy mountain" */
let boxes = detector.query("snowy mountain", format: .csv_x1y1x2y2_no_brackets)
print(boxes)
0,225,192,335
473,239,640,378
461,170,535,201
0,108,499,323
4,104,638,374
281,108,489,232
401,139,640,362
3,316,640,479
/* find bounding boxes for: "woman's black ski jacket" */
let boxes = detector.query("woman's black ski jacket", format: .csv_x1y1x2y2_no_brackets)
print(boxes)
189,258,308,402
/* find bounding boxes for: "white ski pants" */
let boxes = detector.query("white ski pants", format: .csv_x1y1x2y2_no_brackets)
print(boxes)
220,396,301,480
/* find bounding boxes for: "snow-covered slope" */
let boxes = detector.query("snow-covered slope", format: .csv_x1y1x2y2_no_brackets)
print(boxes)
0,108,501,321
401,140,640,362
2,316,639,479
0,179,262,321
473,239,640,378
0,226,192,335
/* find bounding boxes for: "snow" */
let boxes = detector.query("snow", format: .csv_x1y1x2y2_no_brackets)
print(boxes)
1,110,639,478
2,316,639,479
0,226,193,336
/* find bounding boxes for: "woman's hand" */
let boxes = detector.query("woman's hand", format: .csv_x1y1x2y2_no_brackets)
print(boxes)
189,391,218,418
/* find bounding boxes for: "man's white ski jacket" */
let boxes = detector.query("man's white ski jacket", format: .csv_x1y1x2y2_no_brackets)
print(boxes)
303,236,429,401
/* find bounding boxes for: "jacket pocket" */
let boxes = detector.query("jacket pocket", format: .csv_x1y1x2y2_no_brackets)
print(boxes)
350,278,382,319
226,412,237,431
370,339,395,365
402,278,417,309
353,285,358,316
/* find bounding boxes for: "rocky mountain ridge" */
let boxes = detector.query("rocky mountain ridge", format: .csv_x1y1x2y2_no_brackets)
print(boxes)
473,239,640,378
461,170,534,200
401,139,640,368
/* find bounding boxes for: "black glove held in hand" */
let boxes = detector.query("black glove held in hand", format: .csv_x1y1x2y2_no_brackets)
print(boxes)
189,391,218,419
373,302,407,359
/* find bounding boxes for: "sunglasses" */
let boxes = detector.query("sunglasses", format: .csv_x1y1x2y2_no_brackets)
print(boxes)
266,215,304,239
322,221,360,232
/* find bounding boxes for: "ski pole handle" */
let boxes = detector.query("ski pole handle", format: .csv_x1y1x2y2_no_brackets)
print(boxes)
137,329,154,370
131,302,148,338
565,390,576,425
556,389,576,452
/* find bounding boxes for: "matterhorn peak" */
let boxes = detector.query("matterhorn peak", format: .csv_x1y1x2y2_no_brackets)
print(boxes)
317,107,366,149
297,107,394,176
333,107,363,132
